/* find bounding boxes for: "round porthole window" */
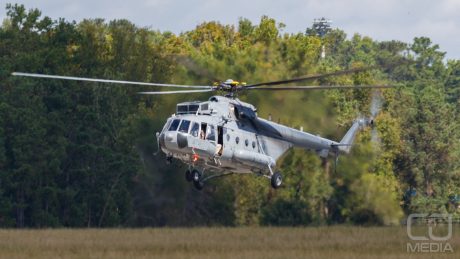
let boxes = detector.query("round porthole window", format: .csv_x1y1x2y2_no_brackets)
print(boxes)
245,139,249,147
235,137,240,144
252,141,256,149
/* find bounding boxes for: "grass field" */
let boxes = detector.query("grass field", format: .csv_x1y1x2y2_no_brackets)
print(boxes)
0,226,458,258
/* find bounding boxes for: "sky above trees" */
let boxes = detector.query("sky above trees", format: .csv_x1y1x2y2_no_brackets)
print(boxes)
1,0,460,60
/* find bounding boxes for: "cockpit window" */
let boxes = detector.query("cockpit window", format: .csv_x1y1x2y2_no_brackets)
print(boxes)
206,125,216,141
190,122,200,137
168,119,181,131
178,120,191,133
162,119,172,132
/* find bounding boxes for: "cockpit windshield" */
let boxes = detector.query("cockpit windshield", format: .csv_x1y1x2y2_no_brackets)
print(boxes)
168,119,181,131
178,120,191,133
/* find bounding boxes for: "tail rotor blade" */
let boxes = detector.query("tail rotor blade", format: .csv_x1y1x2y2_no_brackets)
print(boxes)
370,91,383,117
370,91,383,143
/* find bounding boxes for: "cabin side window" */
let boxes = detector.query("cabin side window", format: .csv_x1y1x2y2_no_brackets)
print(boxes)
190,122,200,137
189,104,199,113
168,119,181,131
206,125,216,141
200,123,207,140
177,105,187,114
178,120,191,133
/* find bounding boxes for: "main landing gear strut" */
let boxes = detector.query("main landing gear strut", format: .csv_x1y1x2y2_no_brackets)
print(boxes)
185,166,283,190
267,164,282,189
185,168,234,191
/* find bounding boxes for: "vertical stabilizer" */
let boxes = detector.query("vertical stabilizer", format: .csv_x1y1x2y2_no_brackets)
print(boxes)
338,118,367,153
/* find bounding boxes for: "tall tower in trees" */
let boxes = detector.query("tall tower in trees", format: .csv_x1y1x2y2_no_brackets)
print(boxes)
311,17,332,58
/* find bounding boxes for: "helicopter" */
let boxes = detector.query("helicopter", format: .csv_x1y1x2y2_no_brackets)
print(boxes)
12,66,392,190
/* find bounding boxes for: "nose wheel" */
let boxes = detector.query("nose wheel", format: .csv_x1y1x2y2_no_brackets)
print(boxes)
191,169,204,190
184,168,205,190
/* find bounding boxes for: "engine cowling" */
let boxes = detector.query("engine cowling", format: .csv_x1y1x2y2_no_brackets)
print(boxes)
233,149,275,168
233,105,256,120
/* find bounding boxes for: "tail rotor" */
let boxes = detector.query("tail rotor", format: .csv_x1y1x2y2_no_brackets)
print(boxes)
370,91,383,144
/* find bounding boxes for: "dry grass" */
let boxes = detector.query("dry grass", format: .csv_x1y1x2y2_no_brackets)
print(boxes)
0,226,458,258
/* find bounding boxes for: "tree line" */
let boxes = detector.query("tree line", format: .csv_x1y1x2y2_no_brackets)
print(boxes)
0,4,459,227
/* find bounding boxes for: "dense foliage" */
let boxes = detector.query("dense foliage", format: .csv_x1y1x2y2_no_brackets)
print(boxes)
0,4,459,227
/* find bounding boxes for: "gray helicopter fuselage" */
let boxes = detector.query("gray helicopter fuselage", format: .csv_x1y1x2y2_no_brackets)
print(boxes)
157,95,355,175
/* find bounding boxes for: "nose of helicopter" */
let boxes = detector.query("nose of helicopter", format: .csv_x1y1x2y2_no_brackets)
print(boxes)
160,131,188,150
157,132,166,149
164,131,176,146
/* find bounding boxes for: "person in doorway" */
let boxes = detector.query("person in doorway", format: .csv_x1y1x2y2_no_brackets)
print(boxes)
200,129,205,140
215,144,223,157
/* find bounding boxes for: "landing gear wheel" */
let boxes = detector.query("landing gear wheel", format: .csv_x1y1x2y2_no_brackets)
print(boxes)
185,169,193,182
271,172,282,189
191,169,204,190
191,169,201,182
193,180,205,190
192,169,202,183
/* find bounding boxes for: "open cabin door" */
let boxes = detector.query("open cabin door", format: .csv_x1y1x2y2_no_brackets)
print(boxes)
188,122,216,157
217,126,234,159
217,126,224,156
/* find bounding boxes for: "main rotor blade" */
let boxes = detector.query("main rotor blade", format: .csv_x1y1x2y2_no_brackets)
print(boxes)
138,89,214,95
246,67,378,88
11,72,212,89
246,85,394,91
